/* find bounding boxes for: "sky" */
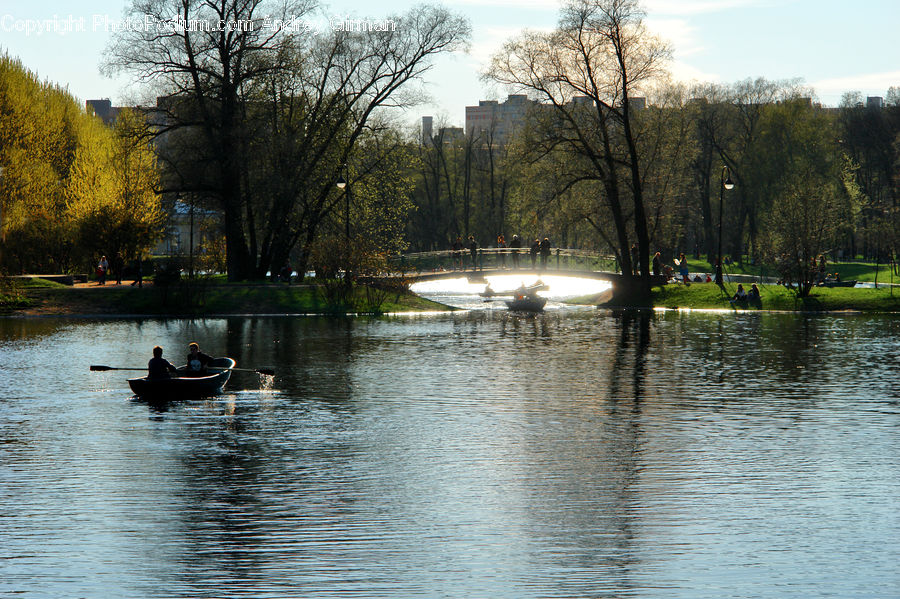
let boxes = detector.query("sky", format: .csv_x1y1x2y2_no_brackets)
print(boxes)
1,0,898,128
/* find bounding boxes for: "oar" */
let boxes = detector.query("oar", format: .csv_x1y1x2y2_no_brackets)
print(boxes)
227,366,275,376
90,364,275,376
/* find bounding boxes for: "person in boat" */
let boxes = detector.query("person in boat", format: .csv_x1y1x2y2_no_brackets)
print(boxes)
148,345,177,379
185,342,213,377
515,282,529,300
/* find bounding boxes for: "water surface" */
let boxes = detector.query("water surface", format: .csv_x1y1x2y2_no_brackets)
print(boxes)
1,310,898,598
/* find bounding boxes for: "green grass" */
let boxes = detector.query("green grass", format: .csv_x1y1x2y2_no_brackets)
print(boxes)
17,277,69,289
652,281,900,312
680,257,900,284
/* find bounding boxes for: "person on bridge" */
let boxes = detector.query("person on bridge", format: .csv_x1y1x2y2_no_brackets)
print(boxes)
451,236,463,270
509,234,522,269
467,235,478,270
529,239,539,268
539,238,551,270
497,233,507,268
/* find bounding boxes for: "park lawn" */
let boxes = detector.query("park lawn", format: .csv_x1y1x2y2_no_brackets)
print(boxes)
679,257,899,284
652,281,900,312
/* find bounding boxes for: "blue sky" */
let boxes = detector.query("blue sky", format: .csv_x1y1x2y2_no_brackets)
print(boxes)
2,0,898,127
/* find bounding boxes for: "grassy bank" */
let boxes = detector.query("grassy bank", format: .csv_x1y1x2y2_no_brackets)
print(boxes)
566,280,900,312
12,280,453,316
680,257,899,284
652,282,900,312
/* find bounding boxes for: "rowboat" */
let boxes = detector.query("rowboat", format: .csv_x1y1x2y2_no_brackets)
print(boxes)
483,280,549,298
128,357,236,398
505,294,548,312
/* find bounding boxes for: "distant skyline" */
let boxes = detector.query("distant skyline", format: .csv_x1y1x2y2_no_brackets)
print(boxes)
2,0,898,127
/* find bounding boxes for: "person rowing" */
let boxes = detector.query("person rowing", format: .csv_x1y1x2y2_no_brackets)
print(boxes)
148,345,177,380
185,342,213,377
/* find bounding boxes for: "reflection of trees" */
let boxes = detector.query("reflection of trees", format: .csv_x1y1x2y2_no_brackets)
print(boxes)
156,316,370,590
0,317,65,341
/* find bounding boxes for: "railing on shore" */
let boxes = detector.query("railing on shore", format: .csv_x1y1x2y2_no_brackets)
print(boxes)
390,248,619,275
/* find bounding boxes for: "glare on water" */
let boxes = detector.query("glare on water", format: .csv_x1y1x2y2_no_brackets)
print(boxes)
410,274,611,309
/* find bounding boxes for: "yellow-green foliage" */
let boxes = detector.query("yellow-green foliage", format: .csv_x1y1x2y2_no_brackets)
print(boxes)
0,54,164,273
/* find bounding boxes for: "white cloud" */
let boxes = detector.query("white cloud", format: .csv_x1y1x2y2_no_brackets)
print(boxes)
464,23,557,70
645,17,702,56
669,60,722,85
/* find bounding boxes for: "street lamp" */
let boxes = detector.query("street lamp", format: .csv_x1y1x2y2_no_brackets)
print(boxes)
336,169,351,285
335,169,349,244
715,165,735,285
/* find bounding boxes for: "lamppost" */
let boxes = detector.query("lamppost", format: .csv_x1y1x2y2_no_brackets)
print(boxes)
715,165,735,285
335,169,349,244
336,168,350,284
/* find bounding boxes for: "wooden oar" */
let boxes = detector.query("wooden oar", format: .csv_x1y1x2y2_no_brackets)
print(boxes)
90,364,275,376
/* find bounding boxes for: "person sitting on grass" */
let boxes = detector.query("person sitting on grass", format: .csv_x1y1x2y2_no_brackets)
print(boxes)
731,283,748,303
747,283,762,307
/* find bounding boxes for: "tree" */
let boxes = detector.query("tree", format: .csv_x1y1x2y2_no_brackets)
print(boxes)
70,109,166,265
107,0,470,280
756,101,851,297
0,54,163,274
487,0,671,298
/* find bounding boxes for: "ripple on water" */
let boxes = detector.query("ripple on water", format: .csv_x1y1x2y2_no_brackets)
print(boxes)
1,312,899,598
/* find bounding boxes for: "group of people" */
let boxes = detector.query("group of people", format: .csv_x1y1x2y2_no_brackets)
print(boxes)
452,234,552,270
96,253,143,287
731,283,761,304
147,342,213,379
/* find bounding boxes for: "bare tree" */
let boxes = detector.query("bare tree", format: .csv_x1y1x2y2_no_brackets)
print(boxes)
106,0,469,280
486,0,671,298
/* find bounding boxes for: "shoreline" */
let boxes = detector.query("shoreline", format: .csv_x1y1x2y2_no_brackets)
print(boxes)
5,278,900,317
3,280,456,318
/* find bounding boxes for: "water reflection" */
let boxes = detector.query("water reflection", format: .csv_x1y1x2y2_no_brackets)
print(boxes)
1,312,900,598
410,274,611,311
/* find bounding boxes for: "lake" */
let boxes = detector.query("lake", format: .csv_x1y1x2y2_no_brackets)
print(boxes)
1,301,899,597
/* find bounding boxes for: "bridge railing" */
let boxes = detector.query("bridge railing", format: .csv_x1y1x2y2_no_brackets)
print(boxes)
389,248,619,275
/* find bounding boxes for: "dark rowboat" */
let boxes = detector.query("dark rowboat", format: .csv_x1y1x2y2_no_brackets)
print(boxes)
505,295,548,312
128,357,236,398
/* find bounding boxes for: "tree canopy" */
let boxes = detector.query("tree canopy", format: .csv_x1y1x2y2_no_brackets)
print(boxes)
0,54,164,274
